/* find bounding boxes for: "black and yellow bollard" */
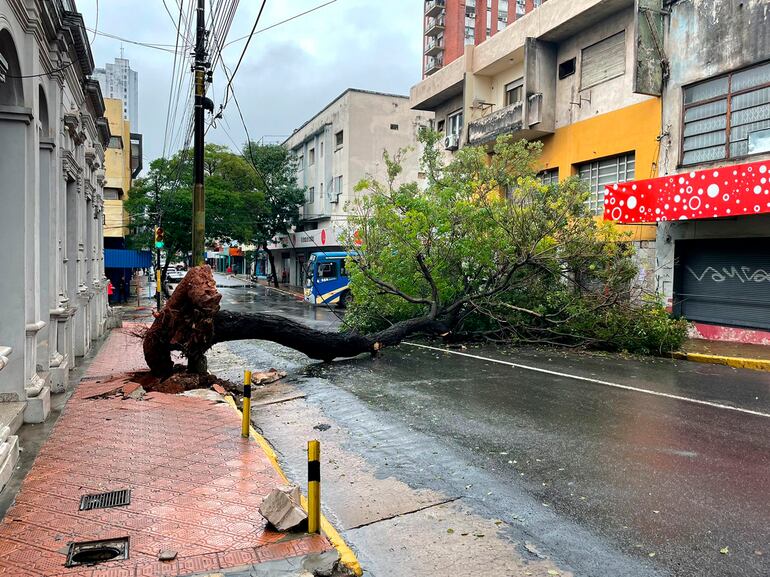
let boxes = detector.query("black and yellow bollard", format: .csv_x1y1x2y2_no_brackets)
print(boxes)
241,370,252,438
307,440,320,533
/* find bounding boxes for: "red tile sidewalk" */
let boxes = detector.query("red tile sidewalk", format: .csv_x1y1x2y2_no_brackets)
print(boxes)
0,325,332,576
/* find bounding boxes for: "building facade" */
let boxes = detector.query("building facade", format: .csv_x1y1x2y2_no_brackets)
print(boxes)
93,56,139,131
272,89,431,288
413,0,660,289
605,0,770,344
423,0,546,78
0,0,110,489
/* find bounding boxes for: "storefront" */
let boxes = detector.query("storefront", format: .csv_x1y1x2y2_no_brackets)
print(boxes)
605,158,770,344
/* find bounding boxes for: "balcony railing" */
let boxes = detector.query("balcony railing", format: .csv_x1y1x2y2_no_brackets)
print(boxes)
425,15,445,36
425,37,444,56
467,102,524,146
425,55,443,76
425,0,445,17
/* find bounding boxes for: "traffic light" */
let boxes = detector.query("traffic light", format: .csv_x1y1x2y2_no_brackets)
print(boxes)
154,227,164,249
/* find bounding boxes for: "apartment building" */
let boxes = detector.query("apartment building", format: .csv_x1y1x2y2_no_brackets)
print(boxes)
271,89,431,287
412,0,661,287
605,0,770,344
423,0,546,78
93,56,139,131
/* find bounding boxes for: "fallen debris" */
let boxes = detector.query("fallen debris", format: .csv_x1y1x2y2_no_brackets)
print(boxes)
313,423,332,432
158,549,177,561
251,368,287,386
259,484,308,532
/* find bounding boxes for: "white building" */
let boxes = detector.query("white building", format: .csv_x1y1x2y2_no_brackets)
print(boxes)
0,0,109,490
272,89,431,287
93,56,139,131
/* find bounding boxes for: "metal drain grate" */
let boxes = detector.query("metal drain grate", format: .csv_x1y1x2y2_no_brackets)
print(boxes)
65,537,129,567
79,489,131,511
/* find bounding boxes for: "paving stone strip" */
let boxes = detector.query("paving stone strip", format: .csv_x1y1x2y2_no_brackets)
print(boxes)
0,326,333,576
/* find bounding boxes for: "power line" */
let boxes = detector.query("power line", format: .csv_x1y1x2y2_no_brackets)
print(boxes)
219,0,267,112
223,0,339,48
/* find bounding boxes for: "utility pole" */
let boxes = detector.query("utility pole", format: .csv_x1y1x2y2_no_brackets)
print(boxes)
192,0,206,266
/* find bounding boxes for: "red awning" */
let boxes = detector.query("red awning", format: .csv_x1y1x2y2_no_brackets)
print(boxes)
603,159,770,224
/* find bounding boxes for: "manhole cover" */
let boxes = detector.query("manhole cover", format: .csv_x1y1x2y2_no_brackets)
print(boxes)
65,537,129,567
79,489,131,511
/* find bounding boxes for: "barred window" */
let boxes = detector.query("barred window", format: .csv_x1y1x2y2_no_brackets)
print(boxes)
578,153,635,215
538,168,559,186
682,60,770,165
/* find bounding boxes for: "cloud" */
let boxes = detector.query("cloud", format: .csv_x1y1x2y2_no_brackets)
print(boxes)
76,0,423,162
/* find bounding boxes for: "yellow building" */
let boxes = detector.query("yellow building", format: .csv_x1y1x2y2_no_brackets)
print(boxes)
103,97,132,241
411,0,664,288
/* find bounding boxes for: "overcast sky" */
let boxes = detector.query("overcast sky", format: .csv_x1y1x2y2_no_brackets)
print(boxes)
76,0,423,164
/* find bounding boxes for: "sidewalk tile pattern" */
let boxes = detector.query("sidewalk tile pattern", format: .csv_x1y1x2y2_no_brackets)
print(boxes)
0,327,331,576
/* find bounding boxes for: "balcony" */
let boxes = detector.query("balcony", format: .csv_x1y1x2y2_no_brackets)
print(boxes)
425,0,445,18
424,37,444,57
425,55,444,76
425,15,445,36
467,102,524,146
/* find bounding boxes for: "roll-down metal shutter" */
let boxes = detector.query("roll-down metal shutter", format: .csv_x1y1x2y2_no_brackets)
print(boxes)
674,238,770,330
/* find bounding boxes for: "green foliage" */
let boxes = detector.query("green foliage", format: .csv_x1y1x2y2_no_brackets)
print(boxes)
342,131,686,354
125,143,303,262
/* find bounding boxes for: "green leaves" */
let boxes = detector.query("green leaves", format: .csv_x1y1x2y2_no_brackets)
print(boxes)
341,131,686,354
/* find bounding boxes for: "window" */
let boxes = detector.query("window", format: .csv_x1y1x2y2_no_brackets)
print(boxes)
437,119,446,132
335,130,344,147
682,60,770,165
538,168,559,185
516,0,525,17
334,175,343,197
558,58,576,80
580,31,626,89
307,186,315,203
505,78,524,106
108,136,123,149
320,141,324,158
104,188,121,200
447,109,463,136
578,153,635,215
298,153,304,167
390,123,399,130
318,262,337,279
319,182,324,200
308,148,315,165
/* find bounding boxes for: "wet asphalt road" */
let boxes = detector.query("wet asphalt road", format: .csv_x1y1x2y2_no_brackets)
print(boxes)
216,283,770,577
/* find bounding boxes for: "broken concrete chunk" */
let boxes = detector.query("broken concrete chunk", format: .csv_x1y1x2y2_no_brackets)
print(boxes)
212,383,226,395
126,385,146,400
158,549,177,561
259,484,307,532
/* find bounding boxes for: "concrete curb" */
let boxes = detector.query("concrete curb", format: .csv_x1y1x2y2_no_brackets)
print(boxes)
223,396,363,576
671,351,770,372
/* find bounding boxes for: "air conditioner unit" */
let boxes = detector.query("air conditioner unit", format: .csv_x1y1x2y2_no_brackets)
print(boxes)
444,133,459,151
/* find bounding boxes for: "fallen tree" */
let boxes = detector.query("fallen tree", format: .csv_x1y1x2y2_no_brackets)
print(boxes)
143,134,687,377
143,266,452,377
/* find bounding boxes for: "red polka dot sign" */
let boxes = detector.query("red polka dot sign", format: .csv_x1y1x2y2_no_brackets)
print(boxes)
603,160,770,223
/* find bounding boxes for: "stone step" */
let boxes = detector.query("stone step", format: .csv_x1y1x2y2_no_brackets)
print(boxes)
0,402,26,437
0,435,20,494
24,385,51,424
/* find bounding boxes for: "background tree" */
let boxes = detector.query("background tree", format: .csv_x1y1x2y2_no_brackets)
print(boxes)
241,142,305,286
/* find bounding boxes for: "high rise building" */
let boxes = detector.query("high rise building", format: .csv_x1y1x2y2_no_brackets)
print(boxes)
423,0,544,77
93,57,139,131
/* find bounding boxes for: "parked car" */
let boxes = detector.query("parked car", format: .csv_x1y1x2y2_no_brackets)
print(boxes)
166,269,186,283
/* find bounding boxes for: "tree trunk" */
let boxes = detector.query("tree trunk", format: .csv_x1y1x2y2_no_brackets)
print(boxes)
142,265,450,377
263,242,279,288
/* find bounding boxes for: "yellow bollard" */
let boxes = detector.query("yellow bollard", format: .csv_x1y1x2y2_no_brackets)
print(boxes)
307,440,320,533
241,370,252,438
